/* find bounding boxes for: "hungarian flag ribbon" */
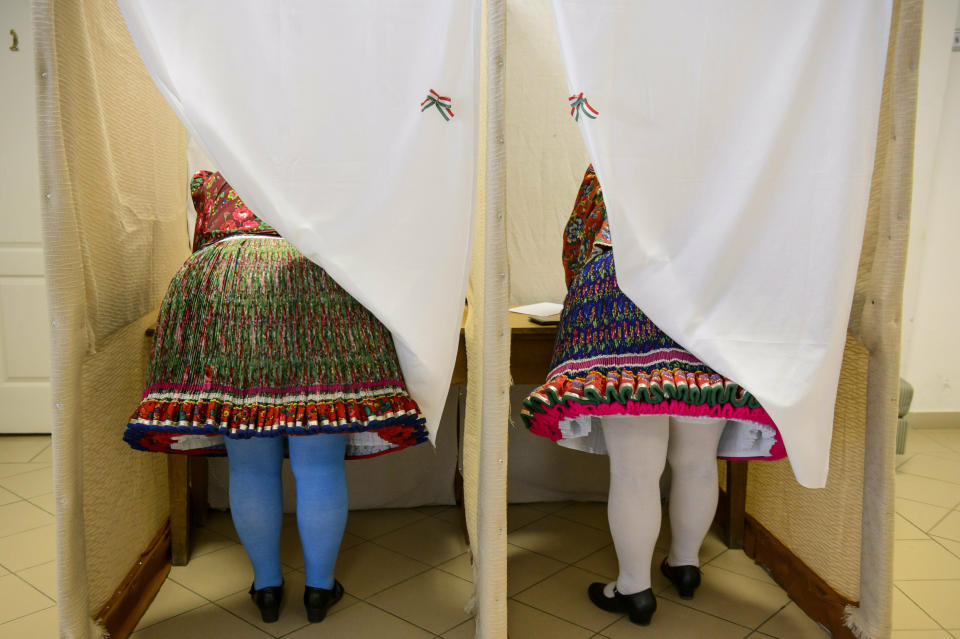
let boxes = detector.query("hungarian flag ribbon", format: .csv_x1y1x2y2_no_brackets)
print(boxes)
421,89,454,121
569,92,598,121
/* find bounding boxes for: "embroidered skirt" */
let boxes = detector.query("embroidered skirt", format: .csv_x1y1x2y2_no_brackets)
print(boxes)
521,250,786,460
124,237,428,459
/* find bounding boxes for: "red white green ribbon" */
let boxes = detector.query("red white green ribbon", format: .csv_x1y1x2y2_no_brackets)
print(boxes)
421,89,454,121
569,92,598,121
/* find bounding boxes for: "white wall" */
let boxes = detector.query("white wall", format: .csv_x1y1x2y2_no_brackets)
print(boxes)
901,0,960,412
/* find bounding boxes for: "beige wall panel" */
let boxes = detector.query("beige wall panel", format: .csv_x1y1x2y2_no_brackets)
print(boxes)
505,0,589,307
50,0,191,347
80,312,169,611
746,335,868,602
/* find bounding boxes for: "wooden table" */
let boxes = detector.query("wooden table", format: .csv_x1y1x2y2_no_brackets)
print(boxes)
168,312,746,563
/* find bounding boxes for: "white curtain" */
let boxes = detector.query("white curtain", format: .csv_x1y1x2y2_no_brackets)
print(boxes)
552,0,892,488
117,0,480,440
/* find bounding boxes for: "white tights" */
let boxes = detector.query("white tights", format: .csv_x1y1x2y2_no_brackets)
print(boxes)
602,414,726,595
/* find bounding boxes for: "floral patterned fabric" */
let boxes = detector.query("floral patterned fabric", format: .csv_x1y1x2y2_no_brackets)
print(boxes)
190,170,281,251
124,172,428,458
522,167,785,460
561,165,611,288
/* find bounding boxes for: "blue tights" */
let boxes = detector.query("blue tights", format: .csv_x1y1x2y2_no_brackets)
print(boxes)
225,434,348,590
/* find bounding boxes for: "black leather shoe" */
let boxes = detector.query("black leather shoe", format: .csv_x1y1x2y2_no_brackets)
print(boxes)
587,582,656,626
660,557,701,599
304,579,344,623
249,582,283,623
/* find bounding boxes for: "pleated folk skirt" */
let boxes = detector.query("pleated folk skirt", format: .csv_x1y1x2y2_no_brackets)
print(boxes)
124,237,428,459
521,250,786,460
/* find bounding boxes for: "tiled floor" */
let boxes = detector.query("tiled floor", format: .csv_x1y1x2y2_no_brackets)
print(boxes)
0,428,959,637
0,435,59,638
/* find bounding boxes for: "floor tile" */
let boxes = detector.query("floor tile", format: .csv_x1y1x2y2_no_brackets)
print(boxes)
893,586,941,629
898,499,952,532
921,430,960,455
0,487,19,506
168,544,255,600
443,618,476,639
0,565,7,577
0,463,51,480
368,568,473,634
0,525,56,572
0,467,54,499
574,544,620,581
437,551,474,583
757,602,829,638
513,565,625,631
505,600,594,639
508,503,551,532
555,502,609,530
17,561,57,601
934,536,960,559
344,508,427,540
374,517,469,566
660,565,789,629
0,574,54,624
216,569,357,638
708,550,777,585
28,445,52,464
510,515,612,564
930,511,960,542
899,455,960,486
897,514,933,540
894,540,960,580
432,505,467,528
130,603,271,639
201,510,241,543
0,437,52,463
891,631,956,638
334,541,429,598
134,579,207,631
0,606,58,638
897,581,960,629
190,524,237,558
507,543,567,596
284,601,433,639
27,493,55,515
602,598,749,639
340,531,364,551
0,501,53,538
903,430,960,458
416,504,453,516
896,475,960,510
528,501,574,514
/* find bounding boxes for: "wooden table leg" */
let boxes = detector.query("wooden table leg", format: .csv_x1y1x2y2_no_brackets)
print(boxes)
168,455,191,566
723,460,749,549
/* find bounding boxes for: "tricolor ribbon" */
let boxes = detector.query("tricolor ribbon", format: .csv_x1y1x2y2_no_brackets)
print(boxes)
569,92,598,121
421,89,454,121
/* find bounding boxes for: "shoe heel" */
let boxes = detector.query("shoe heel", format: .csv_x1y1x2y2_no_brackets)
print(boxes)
628,610,654,626
260,606,280,623
305,608,327,623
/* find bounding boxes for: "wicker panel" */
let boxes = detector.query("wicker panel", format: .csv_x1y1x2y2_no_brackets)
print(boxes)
746,334,868,602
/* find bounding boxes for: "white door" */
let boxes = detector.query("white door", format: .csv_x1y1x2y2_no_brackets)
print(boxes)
0,0,52,433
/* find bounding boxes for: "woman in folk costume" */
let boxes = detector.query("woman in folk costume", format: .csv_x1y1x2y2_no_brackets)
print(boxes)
124,171,429,624
521,166,785,626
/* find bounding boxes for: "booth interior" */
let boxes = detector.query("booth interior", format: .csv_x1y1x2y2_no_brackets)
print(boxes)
35,0,919,638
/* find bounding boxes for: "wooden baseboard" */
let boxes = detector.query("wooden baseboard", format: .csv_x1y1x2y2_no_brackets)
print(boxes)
95,521,171,639
743,514,858,639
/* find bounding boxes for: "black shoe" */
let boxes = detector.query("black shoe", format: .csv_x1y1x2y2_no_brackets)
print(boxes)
249,582,283,623
660,557,701,599
587,582,656,626
304,580,344,623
